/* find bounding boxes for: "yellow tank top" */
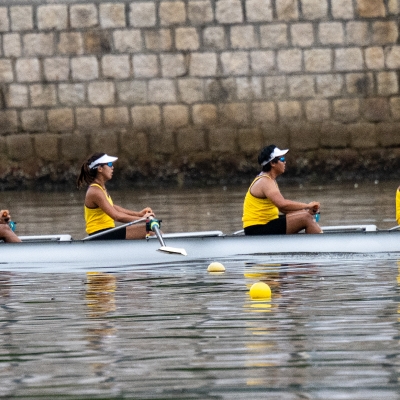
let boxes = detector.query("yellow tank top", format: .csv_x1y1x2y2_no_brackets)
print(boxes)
396,189,400,225
242,174,279,228
84,184,115,234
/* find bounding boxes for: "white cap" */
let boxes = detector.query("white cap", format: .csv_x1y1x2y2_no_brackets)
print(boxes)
260,147,288,166
89,154,118,169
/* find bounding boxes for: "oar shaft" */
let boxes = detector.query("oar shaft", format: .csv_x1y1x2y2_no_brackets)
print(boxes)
152,224,166,247
83,217,147,240
147,217,187,255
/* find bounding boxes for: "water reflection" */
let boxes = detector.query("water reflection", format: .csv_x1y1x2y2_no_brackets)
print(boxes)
242,262,316,389
85,271,117,318
84,272,118,394
243,266,275,386
85,271,117,351
0,273,12,299
397,261,400,325
243,266,271,377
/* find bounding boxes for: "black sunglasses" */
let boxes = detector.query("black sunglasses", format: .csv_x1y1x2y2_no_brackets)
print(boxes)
273,156,286,163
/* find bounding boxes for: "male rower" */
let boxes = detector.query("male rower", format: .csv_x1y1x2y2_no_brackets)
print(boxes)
0,209,21,243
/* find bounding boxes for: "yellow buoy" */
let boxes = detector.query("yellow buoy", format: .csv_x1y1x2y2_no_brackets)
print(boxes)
207,262,225,273
249,282,271,299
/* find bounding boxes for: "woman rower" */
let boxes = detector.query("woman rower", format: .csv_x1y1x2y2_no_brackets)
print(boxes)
242,145,322,235
77,153,155,240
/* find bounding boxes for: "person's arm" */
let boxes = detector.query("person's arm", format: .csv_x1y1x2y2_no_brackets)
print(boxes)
86,188,153,223
260,181,320,214
114,205,153,218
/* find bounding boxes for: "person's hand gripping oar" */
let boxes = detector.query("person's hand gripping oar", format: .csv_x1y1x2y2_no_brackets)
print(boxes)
1,210,16,231
147,217,187,256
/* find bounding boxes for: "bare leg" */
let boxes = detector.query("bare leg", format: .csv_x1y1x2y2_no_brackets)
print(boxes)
0,224,21,243
286,210,322,234
125,223,158,239
125,223,148,239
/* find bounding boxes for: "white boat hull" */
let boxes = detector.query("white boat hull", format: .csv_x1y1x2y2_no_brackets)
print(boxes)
1,228,400,272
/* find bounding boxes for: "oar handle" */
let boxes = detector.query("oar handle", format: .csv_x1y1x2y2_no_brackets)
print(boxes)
146,217,161,232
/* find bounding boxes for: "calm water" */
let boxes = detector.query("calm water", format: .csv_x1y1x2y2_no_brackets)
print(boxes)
1,181,400,399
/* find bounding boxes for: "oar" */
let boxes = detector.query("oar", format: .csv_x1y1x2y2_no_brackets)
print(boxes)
83,217,187,255
83,217,148,241
147,217,187,256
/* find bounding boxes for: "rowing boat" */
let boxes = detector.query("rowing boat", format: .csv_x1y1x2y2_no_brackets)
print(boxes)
1,224,400,272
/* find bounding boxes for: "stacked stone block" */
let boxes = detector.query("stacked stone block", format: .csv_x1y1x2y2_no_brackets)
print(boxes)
0,0,399,185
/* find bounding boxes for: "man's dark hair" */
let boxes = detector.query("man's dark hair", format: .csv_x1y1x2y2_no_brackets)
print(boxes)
258,145,277,172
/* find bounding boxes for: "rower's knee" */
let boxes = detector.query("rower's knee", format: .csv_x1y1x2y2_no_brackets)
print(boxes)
303,212,315,224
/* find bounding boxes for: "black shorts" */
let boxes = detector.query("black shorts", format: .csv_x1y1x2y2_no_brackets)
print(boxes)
244,216,287,236
89,227,127,240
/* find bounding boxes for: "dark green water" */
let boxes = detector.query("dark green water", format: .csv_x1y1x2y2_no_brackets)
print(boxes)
1,181,400,399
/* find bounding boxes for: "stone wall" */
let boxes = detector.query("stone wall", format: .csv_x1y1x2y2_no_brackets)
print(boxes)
0,0,399,188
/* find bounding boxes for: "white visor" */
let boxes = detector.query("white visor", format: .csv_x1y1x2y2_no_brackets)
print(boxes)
260,147,289,166
89,154,118,169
